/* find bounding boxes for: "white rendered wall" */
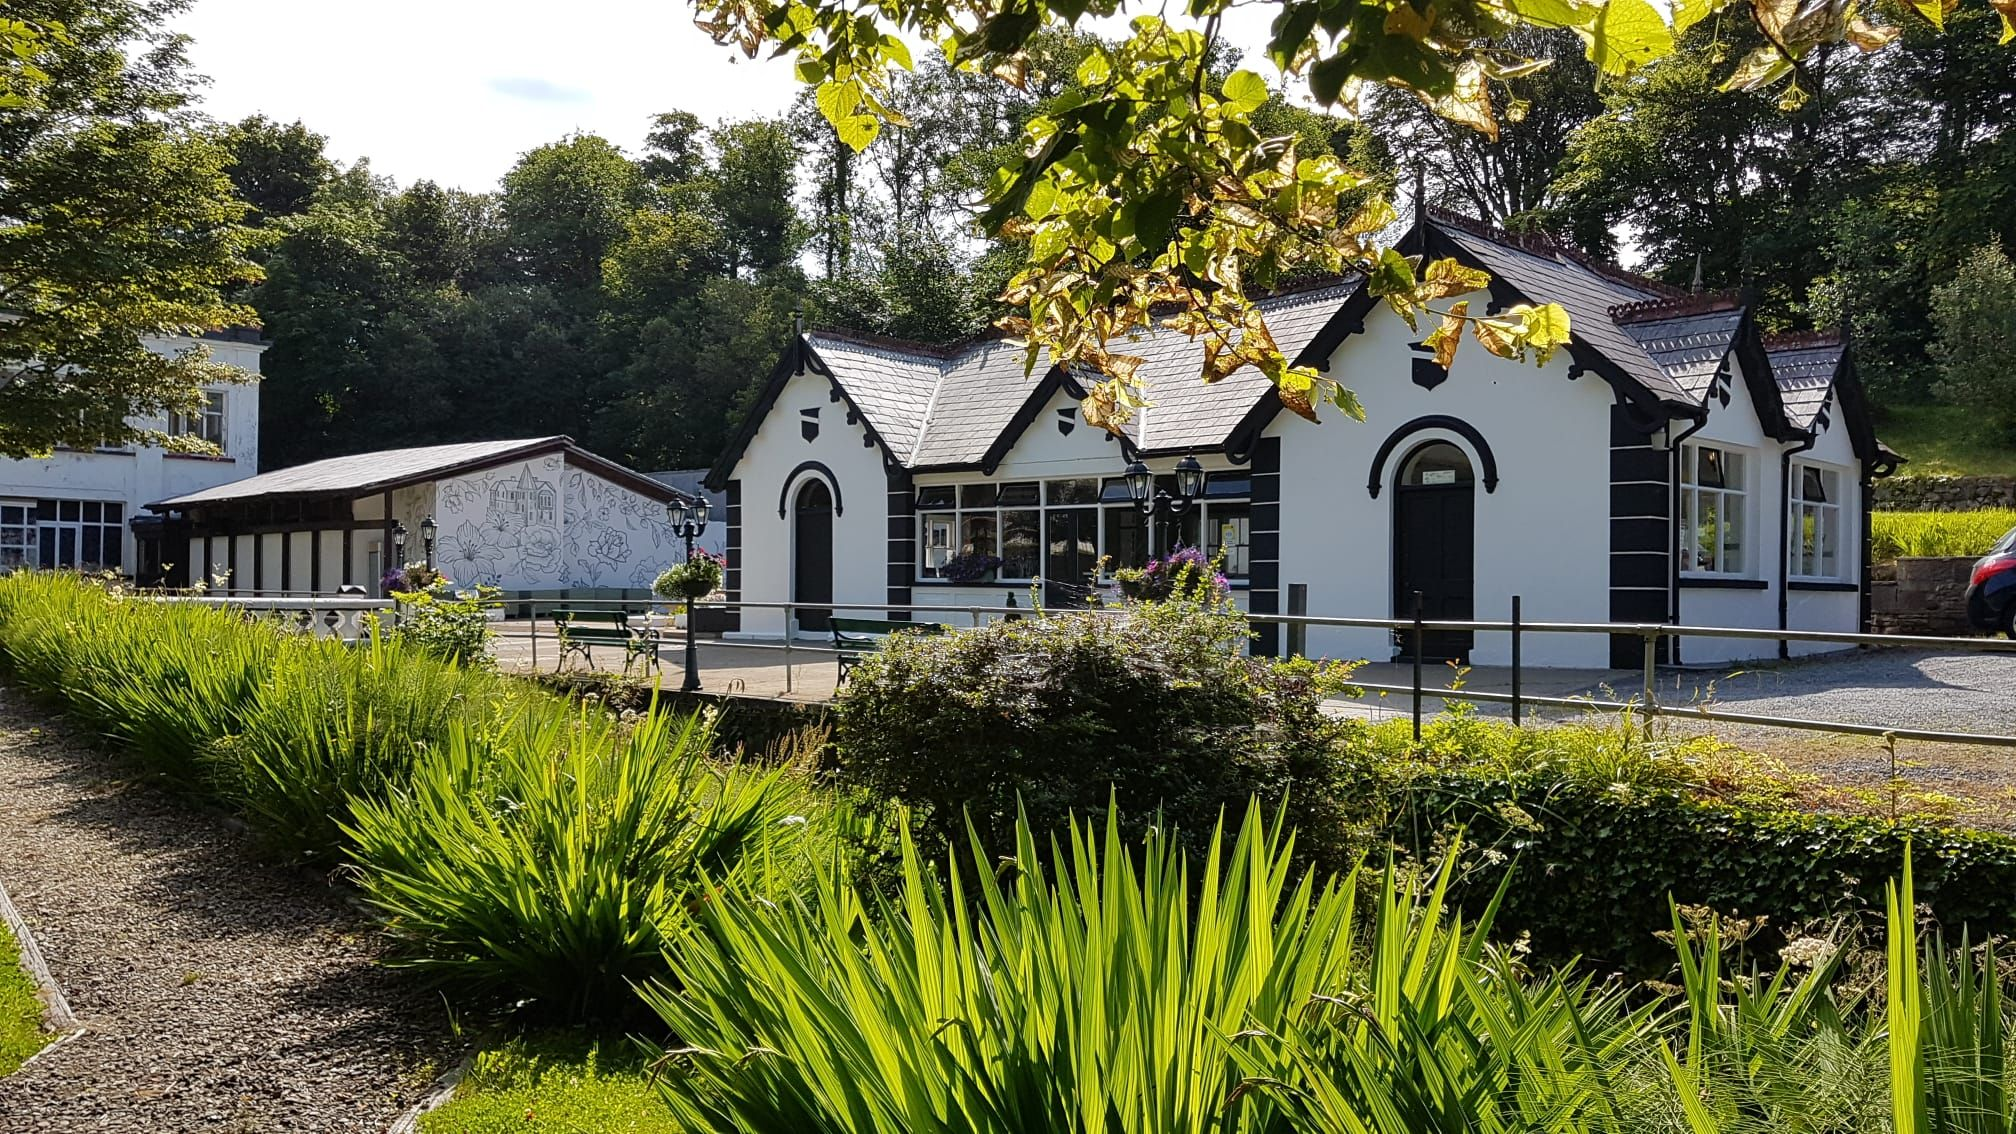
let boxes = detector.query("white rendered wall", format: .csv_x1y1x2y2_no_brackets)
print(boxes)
0,334,263,575
725,367,893,637
1269,292,1617,668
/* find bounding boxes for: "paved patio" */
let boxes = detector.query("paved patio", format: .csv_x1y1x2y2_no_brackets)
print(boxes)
489,618,1625,715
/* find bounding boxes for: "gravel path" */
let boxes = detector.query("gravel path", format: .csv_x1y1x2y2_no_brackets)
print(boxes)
0,686,453,1133
1656,647,2016,736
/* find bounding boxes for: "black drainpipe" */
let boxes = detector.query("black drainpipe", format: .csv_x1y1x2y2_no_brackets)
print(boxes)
1776,432,1818,660
1666,412,1709,666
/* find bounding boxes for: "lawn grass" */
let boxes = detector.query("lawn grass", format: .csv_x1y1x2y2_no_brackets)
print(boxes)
418,1034,681,1134
0,920,52,1076
1875,402,2016,477
1871,508,2016,559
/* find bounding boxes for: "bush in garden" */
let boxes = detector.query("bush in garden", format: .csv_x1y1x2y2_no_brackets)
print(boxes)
390,584,499,667
1930,240,2016,442
1340,713,2016,977
644,803,1652,1134
831,568,1363,867
207,632,536,863
0,571,283,786
343,707,806,1021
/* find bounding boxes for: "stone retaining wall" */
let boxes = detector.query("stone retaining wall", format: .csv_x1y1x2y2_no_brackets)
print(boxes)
1874,475,2016,512
1870,555,1977,636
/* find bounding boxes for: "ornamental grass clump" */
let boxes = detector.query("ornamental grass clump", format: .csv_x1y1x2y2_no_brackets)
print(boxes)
343,705,805,1021
0,571,281,786
207,632,537,863
643,802,1653,1134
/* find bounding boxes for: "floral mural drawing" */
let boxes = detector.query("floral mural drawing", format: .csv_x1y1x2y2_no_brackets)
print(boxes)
432,456,681,591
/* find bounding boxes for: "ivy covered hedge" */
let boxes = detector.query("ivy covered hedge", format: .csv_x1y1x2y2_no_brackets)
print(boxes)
1373,769,2016,974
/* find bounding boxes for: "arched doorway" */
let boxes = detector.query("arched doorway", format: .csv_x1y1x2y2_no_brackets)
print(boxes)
792,478,833,633
1393,441,1475,661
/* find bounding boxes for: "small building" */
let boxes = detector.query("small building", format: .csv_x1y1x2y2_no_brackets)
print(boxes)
148,436,695,596
708,209,1899,668
0,329,266,579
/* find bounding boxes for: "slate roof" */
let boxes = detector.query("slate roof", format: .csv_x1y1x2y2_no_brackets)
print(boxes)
800,281,1359,469
1765,335,1848,431
153,437,686,510
718,211,1885,482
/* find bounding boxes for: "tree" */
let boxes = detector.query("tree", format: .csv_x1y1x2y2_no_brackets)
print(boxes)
221,114,334,223
1929,240,2016,441
689,0,1961,432
0,0,265,458
707,118,802,278
499,134,645,292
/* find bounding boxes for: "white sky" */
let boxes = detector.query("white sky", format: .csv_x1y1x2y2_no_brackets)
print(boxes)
176,0,810,191
174,0,1288,193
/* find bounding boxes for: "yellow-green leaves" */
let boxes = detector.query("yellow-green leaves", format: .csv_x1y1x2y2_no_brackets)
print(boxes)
1221,69,1270,114
1590,0,1674,76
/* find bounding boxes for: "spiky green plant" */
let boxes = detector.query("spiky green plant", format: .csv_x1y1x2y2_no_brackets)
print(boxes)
343,706,801,1020
643,802,1658,1134
207,631,535,862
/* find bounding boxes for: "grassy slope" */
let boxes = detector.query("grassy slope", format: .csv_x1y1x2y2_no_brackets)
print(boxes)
1876,403,2016,477
419,1035,682,1134
0,921,51,1076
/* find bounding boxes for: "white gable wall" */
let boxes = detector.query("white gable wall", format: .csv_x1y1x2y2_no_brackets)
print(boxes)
1783,393,1863,657
730,367,893,637
1271,292,1618,668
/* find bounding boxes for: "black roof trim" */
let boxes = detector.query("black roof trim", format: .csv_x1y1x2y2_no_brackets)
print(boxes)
704,334,910,491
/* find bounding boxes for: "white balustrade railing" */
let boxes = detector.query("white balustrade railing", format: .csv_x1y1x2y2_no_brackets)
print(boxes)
153,595,394,642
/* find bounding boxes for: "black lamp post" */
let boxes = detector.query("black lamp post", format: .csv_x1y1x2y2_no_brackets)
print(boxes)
420,515,437,570
391,521,407,562
1125,456,1208,550
665,494,711,693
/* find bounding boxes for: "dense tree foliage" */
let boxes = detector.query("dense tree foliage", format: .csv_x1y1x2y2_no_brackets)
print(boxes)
0,0,264,458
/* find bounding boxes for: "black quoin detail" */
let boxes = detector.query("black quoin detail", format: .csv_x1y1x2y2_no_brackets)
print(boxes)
1607,404,1671,667
776,460,843,519
1247,436,1283,657
886,468,914,621
721,480,743,632
1366,416,1499,498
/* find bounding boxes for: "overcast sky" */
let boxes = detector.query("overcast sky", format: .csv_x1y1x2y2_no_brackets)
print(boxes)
176,0,811,191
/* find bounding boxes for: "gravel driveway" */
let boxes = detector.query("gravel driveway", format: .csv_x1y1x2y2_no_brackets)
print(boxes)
0,687,453,1132
1655,647,2016,737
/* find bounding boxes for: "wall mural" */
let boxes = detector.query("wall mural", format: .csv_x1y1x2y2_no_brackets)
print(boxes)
432,456,680,591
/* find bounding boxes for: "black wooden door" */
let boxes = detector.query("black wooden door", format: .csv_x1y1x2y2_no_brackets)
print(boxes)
1393,483,1475,661
1044,507,1098,608
793,480,833,632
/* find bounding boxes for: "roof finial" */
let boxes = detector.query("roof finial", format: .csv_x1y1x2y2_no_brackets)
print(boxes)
1689,253,1704,295
1412,164,1427,229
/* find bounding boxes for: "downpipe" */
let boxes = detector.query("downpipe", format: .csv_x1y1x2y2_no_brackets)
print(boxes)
1666,412,1709,667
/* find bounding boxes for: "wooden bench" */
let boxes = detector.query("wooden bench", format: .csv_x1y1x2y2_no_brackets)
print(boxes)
830,617,944,679
551,608,660,674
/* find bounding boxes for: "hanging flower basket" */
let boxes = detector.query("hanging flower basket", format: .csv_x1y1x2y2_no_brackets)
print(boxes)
655,550,725,600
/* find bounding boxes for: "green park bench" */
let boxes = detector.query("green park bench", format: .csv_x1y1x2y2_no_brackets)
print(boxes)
551,608,660,674
830,617,945,679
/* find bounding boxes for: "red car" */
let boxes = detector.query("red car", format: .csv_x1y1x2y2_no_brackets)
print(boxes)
1965,523,2016,637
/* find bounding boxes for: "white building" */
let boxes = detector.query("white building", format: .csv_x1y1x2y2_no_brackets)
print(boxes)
708,210,1899,668
147,436,697,597
0,329,266,582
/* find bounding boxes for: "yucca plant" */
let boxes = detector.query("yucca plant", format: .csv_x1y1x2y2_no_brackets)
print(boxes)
343,706,801,1021
643,800,1656,1134
1891,856,2013,1134
208,631,532,862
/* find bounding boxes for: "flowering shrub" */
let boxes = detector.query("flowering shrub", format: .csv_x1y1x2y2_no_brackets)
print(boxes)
1109,545,1228,602
654,550,725,600
941,553,1003,583
382,561,447,594
389,585,498,667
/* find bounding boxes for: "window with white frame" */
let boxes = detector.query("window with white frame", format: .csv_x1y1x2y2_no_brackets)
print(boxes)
1789,461,1845,580
916,474,1250,582
172,390,227,447
1680,442,1749,575
0,502,34,570
24,499,124,571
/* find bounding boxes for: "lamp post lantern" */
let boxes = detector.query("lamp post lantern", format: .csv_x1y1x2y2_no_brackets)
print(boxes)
665,495,711,692
1124,457,1209,552
420,515,437,570
391,521,407,560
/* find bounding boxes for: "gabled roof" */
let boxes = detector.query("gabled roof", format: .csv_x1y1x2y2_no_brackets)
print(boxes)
1763,331,1896,469
152,436,690,511
710,209,1890,487
708,281,1358,486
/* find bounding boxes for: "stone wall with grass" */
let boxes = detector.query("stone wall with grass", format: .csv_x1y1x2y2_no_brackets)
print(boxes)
1870,555,1978,635
1874,475,2016,512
